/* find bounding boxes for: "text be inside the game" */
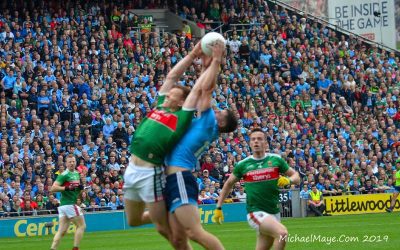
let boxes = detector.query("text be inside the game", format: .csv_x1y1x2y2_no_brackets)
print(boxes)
324,193,400,215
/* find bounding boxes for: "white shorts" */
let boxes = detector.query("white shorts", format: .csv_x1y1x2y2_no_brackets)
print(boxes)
58,205,84,219
247,211,281,232
123,161,165,203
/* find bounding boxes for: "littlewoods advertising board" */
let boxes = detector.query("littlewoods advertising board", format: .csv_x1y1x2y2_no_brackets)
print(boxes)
324,193,400,215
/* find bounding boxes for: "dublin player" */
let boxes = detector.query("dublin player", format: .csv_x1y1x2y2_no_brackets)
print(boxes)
50,154,85,250
214,128,300,250
164,41,237,249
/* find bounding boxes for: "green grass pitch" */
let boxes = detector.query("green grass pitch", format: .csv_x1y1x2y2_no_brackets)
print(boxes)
2,213,399,249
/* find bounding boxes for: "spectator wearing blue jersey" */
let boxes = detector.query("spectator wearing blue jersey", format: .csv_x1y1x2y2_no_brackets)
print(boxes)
107,195,118,210
44,69,56,83
37,89,50,115
300,184,310,199
102,118,115,140
294,77,310,95
317,73,332,93
1,69,16,98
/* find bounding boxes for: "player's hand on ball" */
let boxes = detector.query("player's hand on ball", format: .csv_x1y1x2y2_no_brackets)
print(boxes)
208,41,225,62
192,41,203,58
277,176,291,188
213,208,224,224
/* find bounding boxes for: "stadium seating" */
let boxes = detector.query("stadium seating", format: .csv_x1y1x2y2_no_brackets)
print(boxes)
0,0,399,217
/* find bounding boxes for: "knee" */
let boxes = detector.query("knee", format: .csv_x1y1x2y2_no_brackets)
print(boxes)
128,219,142,227
155,223,170,238
127,215,143,227
185,228,201,241
277,226,288,240
78,223,87,231
171,233,188,249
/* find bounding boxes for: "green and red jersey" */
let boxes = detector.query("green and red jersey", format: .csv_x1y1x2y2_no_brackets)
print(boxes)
233,153,289,214
55,169,81,206
129,95,194,165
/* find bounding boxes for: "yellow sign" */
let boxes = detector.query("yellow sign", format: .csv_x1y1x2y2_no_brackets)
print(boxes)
198,207,215,223
324,193,400,215
14,218,76,237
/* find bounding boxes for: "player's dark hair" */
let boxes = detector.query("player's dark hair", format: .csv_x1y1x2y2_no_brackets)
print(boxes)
172,85,190,100
219,109,238,133
250,128,264,135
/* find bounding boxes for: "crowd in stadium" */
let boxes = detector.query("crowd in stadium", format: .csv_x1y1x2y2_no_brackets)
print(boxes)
0,0,399,217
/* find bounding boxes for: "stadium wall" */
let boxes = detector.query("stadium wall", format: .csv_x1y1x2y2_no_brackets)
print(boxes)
0,203,247,238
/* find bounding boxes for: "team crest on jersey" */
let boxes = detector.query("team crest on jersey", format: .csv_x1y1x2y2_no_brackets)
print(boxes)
147,110,178,131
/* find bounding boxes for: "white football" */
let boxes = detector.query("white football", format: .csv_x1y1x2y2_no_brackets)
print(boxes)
201,32,226,56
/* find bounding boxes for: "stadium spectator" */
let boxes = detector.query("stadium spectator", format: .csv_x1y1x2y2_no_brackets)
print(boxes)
300,183,310,199
308,185,327,216
198,189,214,204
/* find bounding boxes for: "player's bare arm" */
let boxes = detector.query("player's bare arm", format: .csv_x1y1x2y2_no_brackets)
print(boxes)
216,173,239,208
50,181,66,192
285,168,300,185
160,42,202,95
197,42,225,112
182,43,224,110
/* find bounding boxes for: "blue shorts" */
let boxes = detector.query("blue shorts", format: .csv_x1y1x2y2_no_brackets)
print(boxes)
165,171,198,213
394,186,400,192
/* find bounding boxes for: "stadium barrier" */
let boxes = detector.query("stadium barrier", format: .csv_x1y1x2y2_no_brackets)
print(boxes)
279,189,302,218
0,203,248,238
323,193,400,215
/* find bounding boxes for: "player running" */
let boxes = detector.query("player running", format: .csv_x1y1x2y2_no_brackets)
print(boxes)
50,154,85,250
213,128,300,250
164,41,237,250
123,42,204,247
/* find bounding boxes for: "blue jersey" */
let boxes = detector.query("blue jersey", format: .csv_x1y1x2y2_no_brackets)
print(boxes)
165,108,219,170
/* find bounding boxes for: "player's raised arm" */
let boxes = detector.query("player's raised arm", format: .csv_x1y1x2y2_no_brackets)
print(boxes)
159,41,202,95
197,42,225,112
183,42,224,110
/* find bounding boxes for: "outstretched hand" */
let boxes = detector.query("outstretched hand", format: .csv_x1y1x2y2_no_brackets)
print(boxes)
208,41,225,62
192,40,203,58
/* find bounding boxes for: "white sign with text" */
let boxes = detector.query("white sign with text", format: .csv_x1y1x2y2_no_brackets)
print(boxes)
328,0,396,49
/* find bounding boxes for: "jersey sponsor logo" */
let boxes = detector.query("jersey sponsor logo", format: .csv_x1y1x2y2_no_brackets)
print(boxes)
243,167,279,183
147,109,178,131
63,180,80,187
